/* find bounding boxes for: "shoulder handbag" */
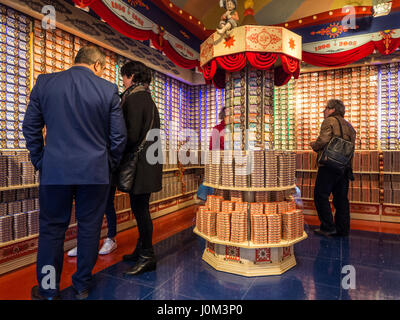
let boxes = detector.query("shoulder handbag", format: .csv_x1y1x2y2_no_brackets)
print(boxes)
117,94,155,193
318,117,355,175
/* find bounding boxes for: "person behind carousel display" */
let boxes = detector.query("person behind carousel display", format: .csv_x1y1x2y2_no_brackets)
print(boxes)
217,0,239,35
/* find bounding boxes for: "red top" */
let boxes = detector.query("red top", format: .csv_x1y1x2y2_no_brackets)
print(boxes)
209,119,225,150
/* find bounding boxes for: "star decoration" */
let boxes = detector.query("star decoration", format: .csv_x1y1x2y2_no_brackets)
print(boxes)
289,38,296,50
256,248,271,262
224,36,236,48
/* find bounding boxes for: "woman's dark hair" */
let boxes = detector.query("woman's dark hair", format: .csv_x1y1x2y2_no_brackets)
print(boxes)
327,99,345,117
121,60,152,85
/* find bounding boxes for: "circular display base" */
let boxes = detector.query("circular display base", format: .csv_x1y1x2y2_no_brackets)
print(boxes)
194,227,308,248
201,242,297,277
202,183,297,192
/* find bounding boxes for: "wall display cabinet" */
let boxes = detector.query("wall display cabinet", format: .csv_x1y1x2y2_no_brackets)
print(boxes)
0,4,217,274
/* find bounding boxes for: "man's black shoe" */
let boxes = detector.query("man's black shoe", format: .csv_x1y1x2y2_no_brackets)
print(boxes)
73,287,89,300
31,286,61,300
124,258,156,276
314,228,337,237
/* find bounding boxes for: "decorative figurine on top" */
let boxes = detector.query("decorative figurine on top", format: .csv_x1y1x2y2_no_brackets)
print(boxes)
217,0,239,35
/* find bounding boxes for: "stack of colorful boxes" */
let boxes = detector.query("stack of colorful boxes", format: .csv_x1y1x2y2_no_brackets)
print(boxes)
0,6,30,149
216,211,231,241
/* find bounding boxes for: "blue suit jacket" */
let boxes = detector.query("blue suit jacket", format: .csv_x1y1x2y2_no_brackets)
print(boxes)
23,66,127,185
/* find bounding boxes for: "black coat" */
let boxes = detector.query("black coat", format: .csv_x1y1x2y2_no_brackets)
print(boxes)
121,87,163,195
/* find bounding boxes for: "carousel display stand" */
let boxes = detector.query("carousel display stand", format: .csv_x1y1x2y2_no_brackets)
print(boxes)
196,25,304,277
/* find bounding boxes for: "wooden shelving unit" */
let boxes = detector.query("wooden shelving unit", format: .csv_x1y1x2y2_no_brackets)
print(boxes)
298,197,380,206
0,184,39,192
0,192,198,275
295,169,380,174
162,166,204,172
150,190,197,205
0,191,198,248
0,167,204,192
295,148,400,220
203,183,296,192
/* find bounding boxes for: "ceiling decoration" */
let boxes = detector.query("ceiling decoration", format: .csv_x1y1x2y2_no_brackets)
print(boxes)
169,0,376,30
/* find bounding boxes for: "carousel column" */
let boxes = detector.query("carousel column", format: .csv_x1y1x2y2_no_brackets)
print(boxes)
196,25,306,277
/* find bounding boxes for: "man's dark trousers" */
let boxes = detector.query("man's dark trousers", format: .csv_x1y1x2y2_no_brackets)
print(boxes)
314,166,350,235
37,184,110,298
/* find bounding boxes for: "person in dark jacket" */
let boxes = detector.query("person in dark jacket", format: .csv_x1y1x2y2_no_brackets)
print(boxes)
118,61,163,276
23,45,127,300
310,99,356,237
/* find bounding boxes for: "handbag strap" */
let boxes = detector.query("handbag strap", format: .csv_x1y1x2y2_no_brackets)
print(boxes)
334,116,344,139
136,99,155,154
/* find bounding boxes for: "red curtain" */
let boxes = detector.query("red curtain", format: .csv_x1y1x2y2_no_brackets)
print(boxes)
374,37,400,55
202,60,217,81
87,0,153,41
212,68,226,89
246,52,279,70
281,54,299,74
73,0,200,69
150,37,163,51
303,38,400,68
302,41,375,67
274,66,293,87
293,63,300,79
216,53,247,72
162,40,199,69
73,0,97,6
201,53,299,88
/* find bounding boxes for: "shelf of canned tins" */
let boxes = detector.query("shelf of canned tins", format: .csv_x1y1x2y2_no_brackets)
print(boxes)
0,183,38,192
204,150,297,190
0,167,204,192
194,227,307,248
0,192,197,245
196,194,306,244
202,183,297,192
0,192,198,275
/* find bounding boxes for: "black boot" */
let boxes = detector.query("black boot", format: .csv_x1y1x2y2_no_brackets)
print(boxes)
123,238,142,262
124,248,156,276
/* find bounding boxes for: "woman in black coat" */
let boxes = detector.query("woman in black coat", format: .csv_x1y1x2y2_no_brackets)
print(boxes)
119,61,162,276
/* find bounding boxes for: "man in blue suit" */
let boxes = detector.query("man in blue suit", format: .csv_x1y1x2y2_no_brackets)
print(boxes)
23,45,127,300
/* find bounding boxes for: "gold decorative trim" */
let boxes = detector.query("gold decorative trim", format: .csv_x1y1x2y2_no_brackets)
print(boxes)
200,25,302,67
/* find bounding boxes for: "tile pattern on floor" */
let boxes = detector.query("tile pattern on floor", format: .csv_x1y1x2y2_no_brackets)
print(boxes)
60,224,400,300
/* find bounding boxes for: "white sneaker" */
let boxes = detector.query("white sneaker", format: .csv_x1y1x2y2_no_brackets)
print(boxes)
67,246,77,257
99,238,117,255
